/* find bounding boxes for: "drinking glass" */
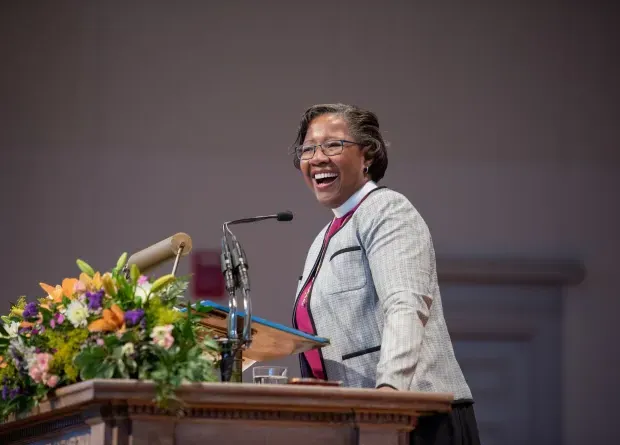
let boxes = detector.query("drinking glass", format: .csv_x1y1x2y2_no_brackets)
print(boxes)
252,366,288,384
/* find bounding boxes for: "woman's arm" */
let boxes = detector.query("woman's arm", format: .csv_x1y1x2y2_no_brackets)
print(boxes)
359,191,434,390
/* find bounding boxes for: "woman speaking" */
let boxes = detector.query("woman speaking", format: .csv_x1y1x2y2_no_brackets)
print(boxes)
290,103,480,445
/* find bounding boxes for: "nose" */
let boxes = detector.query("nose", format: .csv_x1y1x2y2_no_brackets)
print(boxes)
309,146,330,164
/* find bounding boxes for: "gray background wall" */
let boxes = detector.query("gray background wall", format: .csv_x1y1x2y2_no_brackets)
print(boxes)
1,1,618,443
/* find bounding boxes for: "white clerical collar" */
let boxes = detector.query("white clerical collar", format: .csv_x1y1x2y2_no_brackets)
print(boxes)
332,181,378,218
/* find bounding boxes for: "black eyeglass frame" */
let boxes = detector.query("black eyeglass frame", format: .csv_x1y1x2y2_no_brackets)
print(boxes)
295,139,360,161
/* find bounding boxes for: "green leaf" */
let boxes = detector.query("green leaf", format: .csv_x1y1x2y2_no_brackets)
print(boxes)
104,335,121,349
117,359,128,378
202,337,219,350
112,346,123,360
80,362,99,380
38,307,53,324
97,362,115,379
126,358,137,373
119,331,137,343
150,368,168,381
62,296,71,308
74,347,107,369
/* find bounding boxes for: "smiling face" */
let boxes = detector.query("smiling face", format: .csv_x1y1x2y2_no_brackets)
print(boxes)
300,113,370,208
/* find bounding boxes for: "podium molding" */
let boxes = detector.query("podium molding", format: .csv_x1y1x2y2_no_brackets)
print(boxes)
0,379,453,445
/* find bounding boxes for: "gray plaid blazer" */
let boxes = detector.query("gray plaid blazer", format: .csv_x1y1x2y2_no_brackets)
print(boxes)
292,187,472,400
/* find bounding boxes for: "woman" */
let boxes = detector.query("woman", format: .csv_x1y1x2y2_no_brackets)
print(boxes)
290,103,480,445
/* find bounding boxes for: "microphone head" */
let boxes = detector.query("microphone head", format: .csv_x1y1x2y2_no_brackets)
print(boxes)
276,210,294,222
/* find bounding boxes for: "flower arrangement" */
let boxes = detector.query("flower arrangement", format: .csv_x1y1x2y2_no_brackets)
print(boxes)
0,253,219,421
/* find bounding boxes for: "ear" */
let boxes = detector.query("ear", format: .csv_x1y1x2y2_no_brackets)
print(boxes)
361,145,372,160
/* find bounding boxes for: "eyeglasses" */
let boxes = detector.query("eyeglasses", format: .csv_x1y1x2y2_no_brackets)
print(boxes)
295,139,359,161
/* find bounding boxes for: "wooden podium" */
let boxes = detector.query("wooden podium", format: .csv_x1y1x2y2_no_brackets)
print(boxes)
0,379,453,445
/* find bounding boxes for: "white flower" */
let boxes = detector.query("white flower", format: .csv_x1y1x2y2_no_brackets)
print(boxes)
3,321,20,338
66,300,89,328
10,337,36,366
121,342,135,356
135,282,153,304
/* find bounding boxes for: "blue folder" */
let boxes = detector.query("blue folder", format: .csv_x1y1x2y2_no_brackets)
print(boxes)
189,300,330,363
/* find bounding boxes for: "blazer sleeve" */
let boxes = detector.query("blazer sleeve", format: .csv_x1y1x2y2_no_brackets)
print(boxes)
359,191,434,390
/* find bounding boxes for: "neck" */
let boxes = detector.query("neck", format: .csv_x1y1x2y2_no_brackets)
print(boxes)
332,181,377,218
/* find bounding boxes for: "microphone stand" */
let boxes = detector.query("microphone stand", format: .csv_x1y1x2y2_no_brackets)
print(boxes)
218,211,293,383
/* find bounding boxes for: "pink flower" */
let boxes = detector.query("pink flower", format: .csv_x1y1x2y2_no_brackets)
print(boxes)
150,325,175,350
45,374,59,388
56,313,65,324
28,352,54,384
137,275,149,285
96,338,105,346
50,319,56,329
36,353,52,370
29,366,43,382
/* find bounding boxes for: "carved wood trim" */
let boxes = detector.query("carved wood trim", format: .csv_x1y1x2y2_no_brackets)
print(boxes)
0,380,451,442
0,412,87,445
0,403,418,443
437,257,586,286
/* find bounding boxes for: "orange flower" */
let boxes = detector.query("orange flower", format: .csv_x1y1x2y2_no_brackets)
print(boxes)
0,356,7,369
39,278,78,303
88,304,125,332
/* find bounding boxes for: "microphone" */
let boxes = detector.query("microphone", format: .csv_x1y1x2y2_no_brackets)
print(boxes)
126,232,193,274
220,235,238,342
226,210,294,226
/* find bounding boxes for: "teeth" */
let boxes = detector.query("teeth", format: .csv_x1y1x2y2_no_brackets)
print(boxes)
314,172,338,180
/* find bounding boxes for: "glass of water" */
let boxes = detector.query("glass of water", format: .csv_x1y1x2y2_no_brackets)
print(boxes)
252,366,288,384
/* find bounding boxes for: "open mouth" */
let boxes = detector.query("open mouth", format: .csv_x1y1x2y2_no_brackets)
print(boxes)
313,172,339,188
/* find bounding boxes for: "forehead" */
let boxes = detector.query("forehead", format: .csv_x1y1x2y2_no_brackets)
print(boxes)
303,113,350,143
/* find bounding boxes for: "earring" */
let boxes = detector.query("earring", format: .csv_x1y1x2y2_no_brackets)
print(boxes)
363,165,369,174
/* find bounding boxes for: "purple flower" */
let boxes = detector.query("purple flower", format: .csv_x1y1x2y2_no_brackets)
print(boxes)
124,309,145,327
9,388,20,399
1,385,8,400
86,290,104,310
56,313,65,324
23,302,38,319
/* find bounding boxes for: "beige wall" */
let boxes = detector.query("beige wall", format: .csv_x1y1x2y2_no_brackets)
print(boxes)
1,1,618,443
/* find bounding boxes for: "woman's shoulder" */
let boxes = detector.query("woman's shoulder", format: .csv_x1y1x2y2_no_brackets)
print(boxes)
358,186,421,218
354,186,433,242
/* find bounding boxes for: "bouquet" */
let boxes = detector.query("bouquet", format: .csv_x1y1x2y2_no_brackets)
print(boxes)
0,253,220,421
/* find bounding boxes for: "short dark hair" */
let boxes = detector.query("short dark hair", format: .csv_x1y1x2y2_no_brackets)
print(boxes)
290,103,388,183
